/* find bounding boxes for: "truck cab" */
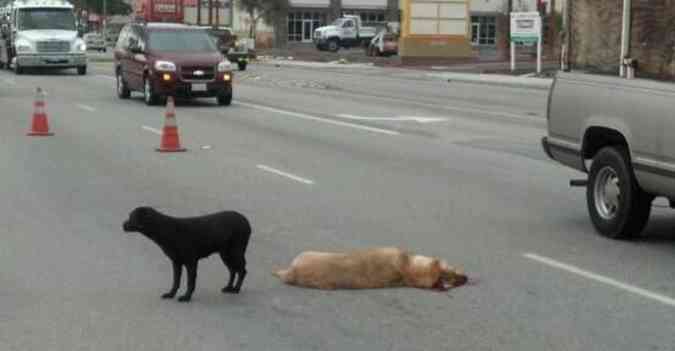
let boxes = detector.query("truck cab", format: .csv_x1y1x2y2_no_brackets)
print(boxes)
0,0,87,75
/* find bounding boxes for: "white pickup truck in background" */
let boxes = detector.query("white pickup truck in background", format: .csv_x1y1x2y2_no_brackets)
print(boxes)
313,15,376,52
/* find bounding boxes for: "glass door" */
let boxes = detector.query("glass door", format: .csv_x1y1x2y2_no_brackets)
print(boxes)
302,19,313,42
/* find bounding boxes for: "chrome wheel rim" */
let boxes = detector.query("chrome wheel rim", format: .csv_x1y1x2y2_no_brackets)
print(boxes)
594,166,621,220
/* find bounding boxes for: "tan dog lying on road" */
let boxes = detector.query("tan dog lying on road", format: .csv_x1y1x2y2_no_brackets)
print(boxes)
273,247,467,291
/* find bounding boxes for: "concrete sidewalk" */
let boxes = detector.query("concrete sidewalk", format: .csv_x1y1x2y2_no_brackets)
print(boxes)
424,71,553,90
256,57,375,69
258,57,554,90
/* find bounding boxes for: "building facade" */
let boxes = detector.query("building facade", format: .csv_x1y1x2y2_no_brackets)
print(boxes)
568,0,675,79
469,0,542,59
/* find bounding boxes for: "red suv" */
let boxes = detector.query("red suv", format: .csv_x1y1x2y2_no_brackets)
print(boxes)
114,23,233,106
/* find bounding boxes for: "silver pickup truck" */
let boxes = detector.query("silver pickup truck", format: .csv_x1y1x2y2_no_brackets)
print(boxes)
542,71,675,239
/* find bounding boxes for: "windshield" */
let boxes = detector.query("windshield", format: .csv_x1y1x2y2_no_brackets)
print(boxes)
18,8,75,31
149,30,218,52
331,19,345,27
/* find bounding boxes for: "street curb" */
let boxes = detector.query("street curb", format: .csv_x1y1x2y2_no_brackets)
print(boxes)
426,72,553,90
257,59,374,69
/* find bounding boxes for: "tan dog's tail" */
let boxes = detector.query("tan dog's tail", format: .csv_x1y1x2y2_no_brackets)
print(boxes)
273,268,294,284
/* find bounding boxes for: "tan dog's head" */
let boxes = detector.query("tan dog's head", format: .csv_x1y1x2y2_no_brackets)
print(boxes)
435,260,468,291
405,255,468,291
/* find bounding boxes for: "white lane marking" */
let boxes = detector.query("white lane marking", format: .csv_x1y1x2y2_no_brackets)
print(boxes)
234,101,400,136
524,252,675,307
337,114,447,124
96,74,116,81
141,125,162,135
257,164,315,185
322,88,541,123
76,104,96,112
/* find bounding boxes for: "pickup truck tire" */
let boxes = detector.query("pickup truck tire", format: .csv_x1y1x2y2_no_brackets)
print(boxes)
15,64,23,75
586,146,652,239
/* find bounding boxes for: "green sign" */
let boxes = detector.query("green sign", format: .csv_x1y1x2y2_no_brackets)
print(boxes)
511,35,538,44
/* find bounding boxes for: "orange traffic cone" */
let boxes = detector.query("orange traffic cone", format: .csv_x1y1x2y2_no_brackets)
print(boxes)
156,96,186,152
27,87,54,136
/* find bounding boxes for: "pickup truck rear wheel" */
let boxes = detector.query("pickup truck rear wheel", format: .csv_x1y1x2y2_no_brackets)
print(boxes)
587,146,652,239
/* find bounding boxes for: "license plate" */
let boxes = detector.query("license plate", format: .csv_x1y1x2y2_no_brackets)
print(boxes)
45,57,67,64
192,83,207,92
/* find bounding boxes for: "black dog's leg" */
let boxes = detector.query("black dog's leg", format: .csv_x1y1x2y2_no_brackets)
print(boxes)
231,254,247,293
162,261,182,299
220,252,237,293
178,261,198,302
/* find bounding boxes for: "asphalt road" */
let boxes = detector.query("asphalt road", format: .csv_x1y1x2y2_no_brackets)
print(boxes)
1,62,674,351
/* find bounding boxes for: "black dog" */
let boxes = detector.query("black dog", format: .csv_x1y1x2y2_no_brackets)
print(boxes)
123,207,251,302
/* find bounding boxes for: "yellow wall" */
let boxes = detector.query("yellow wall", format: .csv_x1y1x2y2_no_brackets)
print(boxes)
399,0,473,59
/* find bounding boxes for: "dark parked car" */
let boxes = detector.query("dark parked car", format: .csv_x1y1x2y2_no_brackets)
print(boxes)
202,26,253,71
114,23,233,106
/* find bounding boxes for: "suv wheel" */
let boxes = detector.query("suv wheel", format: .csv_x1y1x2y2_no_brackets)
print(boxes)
217,92,232,106
77,66,87,75
116,70,131,99
143,77,159,106
586,146,653,239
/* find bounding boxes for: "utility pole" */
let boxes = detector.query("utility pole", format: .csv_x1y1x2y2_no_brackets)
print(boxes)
507,0,513,60
208,0,213,25
198,0,202,25
102,0,106,36
550,0,556,53
215,0,219,26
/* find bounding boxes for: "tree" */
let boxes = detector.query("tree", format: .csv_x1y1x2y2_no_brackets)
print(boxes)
237,0,288,40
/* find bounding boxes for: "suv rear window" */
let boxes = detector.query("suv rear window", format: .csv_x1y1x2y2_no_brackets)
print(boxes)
148,30,217,52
